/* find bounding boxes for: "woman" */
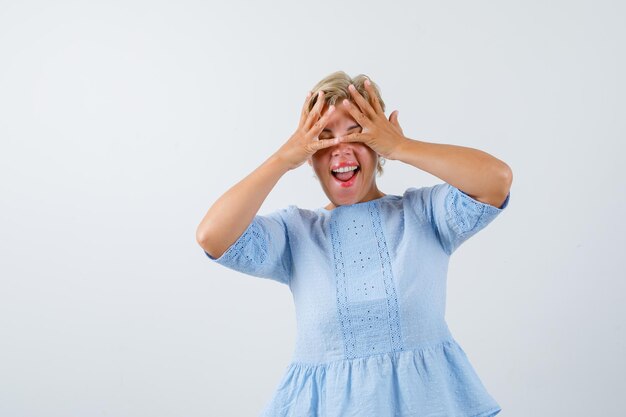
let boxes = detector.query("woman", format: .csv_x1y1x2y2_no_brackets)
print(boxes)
196,71,512,417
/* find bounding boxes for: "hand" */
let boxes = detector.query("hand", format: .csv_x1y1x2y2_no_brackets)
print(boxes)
338,79,407,160
275,90,341,170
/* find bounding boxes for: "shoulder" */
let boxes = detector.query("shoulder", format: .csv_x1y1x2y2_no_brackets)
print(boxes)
380,184,452,223
402,183,448,201
398,184,442,210
264,204,322,231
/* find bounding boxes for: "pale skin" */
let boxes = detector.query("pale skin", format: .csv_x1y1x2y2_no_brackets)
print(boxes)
196,80,513,258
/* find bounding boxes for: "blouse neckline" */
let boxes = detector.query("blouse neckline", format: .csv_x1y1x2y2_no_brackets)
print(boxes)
315,194,398,213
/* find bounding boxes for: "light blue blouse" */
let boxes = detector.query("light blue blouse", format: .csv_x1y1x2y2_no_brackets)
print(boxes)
204,182,510,417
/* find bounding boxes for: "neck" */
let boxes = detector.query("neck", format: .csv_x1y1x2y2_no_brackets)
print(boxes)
324,187,386,211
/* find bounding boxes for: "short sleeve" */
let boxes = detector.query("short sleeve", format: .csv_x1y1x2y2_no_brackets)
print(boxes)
203,208,293,285
406,182,510,255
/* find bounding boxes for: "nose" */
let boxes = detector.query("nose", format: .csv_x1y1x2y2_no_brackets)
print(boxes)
330,141,356,157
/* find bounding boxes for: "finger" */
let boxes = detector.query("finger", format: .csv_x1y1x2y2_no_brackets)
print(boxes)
307,104,335,138
341,98,371,128
307,137,341,153
338,131,370,143
389,110,399,126
389,110,404,134
299,91,313,127
348,83,377,118
364,78,384,115
304,90,325,130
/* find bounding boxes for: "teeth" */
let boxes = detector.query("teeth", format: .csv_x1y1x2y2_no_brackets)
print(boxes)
331,165,358,173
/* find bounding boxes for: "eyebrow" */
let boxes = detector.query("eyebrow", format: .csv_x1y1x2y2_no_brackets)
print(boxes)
322,124,361,134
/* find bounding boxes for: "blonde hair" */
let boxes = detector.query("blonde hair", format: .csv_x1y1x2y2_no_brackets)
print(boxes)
308,71,386,176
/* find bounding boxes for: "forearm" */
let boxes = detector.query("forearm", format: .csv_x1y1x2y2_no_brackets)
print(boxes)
196,151,291,258
393,138,512,206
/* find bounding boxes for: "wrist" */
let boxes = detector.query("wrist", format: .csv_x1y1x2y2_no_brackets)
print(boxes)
387,136,412,161
268,151,295,174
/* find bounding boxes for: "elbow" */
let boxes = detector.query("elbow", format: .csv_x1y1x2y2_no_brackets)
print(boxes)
196,222,209,246
494,163,513,208
196,224,222,259
197,237,225,260
491,160,512,189
478,163,512,208
500,163,513,190
196,225,208,246
196,215,219,245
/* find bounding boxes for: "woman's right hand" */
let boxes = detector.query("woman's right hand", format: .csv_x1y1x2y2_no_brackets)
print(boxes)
275,90,341,171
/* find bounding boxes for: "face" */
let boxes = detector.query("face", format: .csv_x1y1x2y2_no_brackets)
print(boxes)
307,101,383,209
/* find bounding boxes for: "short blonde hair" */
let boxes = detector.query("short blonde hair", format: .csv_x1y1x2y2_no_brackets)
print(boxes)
308,71,386,176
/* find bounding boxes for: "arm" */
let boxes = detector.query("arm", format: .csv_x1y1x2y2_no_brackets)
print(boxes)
336,80,512,208
390,139,513,208
196,90,340,259
195,153,291,259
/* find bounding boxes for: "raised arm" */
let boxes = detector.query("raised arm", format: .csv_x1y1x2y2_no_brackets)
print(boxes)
196,90,341,258
390,140,512,208
196,153,290,259
335,79,512,207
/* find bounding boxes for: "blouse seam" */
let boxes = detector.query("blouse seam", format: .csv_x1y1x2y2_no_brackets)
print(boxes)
282,206,295,287
289,338,458,368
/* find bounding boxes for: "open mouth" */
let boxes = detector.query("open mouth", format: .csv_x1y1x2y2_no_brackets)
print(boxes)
331,165,360,183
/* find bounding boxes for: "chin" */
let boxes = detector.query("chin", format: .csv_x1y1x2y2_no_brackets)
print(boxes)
324,182,367,206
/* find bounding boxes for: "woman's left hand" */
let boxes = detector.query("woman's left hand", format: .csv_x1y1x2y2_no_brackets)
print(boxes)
338,79,408,160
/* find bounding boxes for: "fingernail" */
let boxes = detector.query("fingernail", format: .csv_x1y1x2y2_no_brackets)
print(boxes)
343,99,349,106
365,78,371,86
349,84,355,91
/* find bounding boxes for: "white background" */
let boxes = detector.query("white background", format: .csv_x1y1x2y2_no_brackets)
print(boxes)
1,0,624,416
